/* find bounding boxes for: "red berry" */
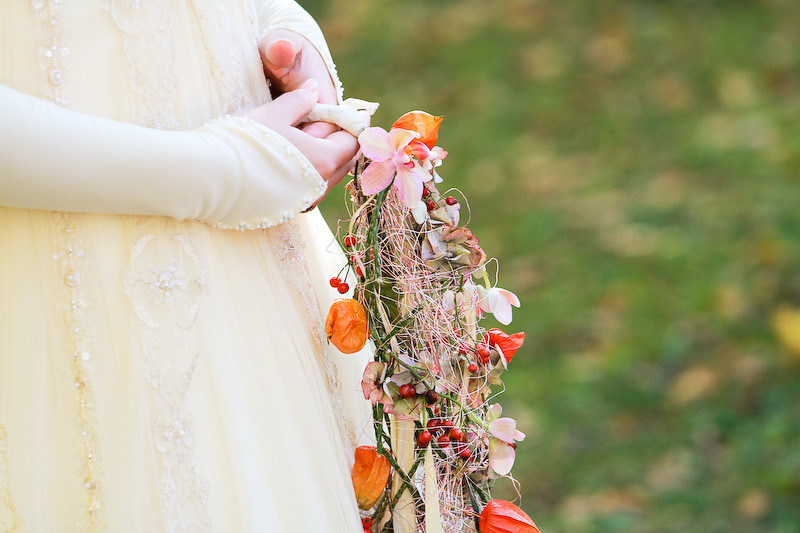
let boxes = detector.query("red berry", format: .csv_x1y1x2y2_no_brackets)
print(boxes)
337,282,349,294
445,196,457,206
417,430,432,445
344,234,357,247
450,428,464,441
510,442,517,449
458,344,470,355
437,435,450,447
467,363,478,373
478,345,490,358
458,448,471,459
424,390,439,404
355,265,364,277
329,277,341,287
421,188,430,198
426,200,436,211
439,419,453,431
362,517,373,528
398,384,417,399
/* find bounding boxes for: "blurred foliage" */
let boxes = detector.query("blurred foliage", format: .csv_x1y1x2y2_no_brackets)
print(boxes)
308,0,800,530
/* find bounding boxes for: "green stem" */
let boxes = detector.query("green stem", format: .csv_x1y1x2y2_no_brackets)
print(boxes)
372,311,419,354
369,190,388,278
464,478,483,531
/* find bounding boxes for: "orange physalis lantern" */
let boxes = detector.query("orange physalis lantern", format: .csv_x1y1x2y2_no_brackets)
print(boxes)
392,111,443,149
351,446,391,510
479,499,540,533
325,298,368,354
486,328,526,363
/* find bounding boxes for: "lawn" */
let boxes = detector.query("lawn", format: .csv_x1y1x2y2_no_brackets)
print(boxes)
309,0,800,530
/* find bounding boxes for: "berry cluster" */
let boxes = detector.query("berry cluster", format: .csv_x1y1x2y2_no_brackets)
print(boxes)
422,187,459,212
329,276,349,294
417,418,471,458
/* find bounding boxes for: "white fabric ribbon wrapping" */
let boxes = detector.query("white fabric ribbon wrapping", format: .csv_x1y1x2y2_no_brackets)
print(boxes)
298,98,380,137
424,446,445,533
390,416,418,533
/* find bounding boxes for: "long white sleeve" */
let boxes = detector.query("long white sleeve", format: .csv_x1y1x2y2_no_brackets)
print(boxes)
255,0,345,103
0,83,326,230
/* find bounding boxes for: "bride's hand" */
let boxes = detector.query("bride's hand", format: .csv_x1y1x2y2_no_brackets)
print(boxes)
243,79,359,198
259,29,339,139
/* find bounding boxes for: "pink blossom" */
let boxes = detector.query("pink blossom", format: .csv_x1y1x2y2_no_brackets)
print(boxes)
486,406,525,476
477,286,520,325
358,127,432,207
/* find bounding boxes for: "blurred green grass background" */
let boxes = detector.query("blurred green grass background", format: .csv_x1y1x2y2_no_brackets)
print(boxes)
309,0,800,530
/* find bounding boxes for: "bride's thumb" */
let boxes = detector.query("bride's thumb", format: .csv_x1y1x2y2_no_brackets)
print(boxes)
268,79,319,126
264,38,297,70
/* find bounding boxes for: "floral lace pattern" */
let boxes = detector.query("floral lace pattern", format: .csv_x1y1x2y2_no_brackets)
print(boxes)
267,221,357,448
104,0,179,129
191,2,250,116
122,218,211,532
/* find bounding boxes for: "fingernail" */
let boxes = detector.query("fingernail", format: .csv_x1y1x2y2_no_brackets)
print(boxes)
301,78,319,95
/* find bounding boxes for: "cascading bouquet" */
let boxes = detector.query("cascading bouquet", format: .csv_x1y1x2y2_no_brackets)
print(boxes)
325,110,539,533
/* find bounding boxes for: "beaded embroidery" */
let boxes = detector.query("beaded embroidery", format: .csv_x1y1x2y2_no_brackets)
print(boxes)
52,213,107,531
31,0,71,106
35,0,107,526
122,219,211,532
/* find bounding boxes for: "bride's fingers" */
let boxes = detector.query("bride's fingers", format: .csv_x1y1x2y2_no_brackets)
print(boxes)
260,34,302,89
327,153,360,189
301,120,339,139
323,130,361,170
264,39,297,70
302,153,361,212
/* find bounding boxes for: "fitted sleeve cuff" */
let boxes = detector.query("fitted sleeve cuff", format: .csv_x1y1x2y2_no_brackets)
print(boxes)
195,115,326,231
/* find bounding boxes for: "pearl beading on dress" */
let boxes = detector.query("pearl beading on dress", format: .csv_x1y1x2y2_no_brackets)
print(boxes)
51,214,107,531
32,0,71,107
34,0,107,527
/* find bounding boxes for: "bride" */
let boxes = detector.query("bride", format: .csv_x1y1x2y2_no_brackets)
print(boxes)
0,0,372,530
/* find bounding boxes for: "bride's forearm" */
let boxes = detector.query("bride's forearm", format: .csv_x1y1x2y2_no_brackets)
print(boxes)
0,83,325,229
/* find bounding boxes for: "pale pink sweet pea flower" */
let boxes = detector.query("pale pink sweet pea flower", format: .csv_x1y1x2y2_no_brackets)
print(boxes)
486,405,525,476
477,286,520,325
488,417,526,444
358,127,432,207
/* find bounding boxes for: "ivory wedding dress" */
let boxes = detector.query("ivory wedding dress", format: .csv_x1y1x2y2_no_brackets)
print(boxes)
0,1,372,530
